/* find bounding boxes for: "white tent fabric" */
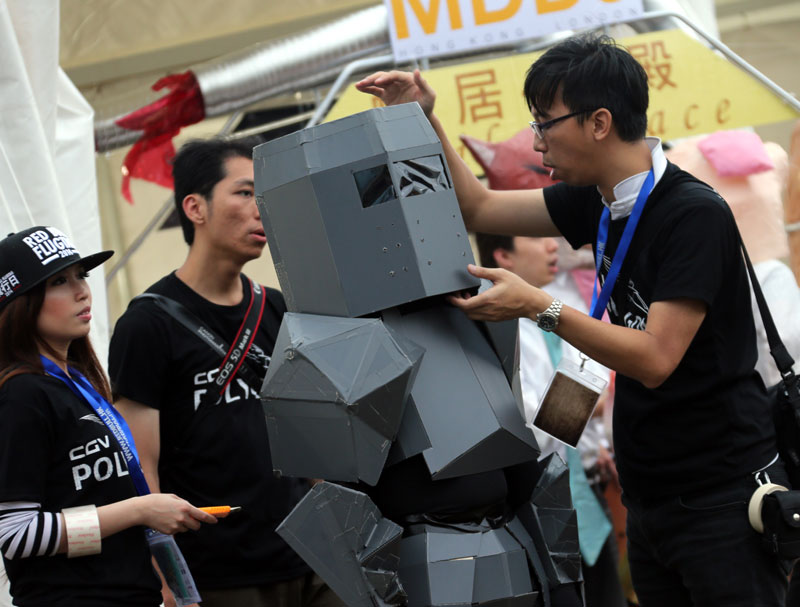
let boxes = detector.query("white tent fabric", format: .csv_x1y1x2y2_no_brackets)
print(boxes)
0,0,110,362
0,2,108,600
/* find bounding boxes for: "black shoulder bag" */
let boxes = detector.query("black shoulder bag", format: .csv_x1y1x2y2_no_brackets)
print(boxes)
741,244,800,557
134,278,266,409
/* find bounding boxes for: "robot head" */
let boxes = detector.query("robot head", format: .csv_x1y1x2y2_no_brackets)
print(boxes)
254,102,479,318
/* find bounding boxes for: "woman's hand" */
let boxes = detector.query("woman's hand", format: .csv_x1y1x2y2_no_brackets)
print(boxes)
133,494,217,534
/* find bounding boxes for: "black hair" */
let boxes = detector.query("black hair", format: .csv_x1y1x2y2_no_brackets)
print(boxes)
523,33,649,142
172,138,256,245
475,233,514,269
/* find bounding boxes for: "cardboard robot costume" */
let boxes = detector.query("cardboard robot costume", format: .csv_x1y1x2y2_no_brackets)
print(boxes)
254,103,581,607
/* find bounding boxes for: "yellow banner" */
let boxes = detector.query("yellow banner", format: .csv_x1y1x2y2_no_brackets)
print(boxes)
327,29,799,175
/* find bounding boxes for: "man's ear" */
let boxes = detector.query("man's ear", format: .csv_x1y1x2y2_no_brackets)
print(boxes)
492,248,515,272
590,108,613,141
182,194,207,226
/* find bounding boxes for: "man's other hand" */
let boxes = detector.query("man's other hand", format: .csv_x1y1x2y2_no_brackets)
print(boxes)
355,69,436,117
447,264,549,322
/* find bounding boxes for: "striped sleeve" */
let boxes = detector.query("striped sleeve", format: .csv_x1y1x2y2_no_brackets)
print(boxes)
0,502,62,559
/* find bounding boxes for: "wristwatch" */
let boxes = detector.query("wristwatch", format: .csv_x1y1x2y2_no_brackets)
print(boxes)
536,298,563,332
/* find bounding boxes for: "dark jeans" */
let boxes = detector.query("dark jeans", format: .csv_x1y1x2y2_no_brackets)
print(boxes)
198,572,344,607
624,461,792,607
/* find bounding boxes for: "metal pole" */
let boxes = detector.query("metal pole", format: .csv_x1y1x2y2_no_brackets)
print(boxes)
229,110,316,140
105,196,175,287
306,54,394,128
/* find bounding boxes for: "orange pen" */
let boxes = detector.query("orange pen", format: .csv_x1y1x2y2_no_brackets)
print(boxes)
199,506,242,518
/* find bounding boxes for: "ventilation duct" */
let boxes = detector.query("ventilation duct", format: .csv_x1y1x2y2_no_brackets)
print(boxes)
92,0,717,153
94,4,390,152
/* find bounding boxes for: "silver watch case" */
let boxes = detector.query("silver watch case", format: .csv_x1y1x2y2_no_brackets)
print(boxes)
536,299,563,332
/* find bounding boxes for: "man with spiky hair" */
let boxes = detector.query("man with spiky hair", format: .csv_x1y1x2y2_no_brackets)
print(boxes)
109,139,340,607
358,34,788,606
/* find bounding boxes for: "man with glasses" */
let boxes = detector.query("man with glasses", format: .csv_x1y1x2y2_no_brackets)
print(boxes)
357,33,788,606
530,110,596,140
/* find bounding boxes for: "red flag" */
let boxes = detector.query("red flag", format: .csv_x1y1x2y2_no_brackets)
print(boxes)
116,71,205,203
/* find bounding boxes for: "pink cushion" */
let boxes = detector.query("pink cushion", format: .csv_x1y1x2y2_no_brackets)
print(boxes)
666,135,789,264
697,130,774,177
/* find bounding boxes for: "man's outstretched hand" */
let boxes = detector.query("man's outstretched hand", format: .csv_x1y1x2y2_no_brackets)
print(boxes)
447,264,551,322
355,69,436,117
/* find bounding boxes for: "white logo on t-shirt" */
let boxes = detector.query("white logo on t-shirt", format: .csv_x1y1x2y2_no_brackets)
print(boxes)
69,435,130,491
79,413,104,426
623,278,649,330
191,349,272,410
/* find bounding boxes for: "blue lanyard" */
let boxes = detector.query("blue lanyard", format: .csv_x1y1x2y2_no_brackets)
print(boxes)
40,355,150,496
590,169,655,319
41,357,202,604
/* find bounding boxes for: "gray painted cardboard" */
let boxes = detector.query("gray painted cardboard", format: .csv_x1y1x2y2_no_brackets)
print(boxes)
397,524,540,607
517,454,583,588
480,318,520,386
261,313,422,485
277,482,405,607
477,278,520,384
255,99,579,607
253,102,480,318
506,516,551,607
381,304,539,478
384,394,431,465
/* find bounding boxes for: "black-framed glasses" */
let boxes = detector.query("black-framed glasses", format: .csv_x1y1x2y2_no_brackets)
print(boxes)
529,109,595,139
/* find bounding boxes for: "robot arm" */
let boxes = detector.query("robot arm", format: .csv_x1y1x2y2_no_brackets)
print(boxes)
277,481,406,607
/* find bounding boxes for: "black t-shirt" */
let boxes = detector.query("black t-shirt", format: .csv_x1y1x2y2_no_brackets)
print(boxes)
0,373,161,607
108,272,309,589
544,162,775,500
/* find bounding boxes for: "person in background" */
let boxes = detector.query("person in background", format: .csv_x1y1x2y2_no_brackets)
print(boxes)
476,233,625,607
0,226,215,607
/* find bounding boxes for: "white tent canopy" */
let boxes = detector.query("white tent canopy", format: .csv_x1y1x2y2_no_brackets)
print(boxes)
0,1,110,357
4,0,799,327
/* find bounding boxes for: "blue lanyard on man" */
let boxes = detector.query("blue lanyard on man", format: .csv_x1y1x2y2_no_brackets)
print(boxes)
551,167,654,566
41,355,202,606
590,169,655,319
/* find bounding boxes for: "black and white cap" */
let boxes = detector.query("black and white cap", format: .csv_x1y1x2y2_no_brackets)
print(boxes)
0,226,113,311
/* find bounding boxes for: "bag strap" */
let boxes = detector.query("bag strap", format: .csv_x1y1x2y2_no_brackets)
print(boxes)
679,180,796,385
133,279,267,408
738,243,797,383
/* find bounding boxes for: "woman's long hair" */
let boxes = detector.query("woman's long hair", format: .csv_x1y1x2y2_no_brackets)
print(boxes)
0,282,111,401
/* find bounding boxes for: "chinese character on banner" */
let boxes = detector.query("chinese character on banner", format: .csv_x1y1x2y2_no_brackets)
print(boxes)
455,70,503,124
629,40,677,90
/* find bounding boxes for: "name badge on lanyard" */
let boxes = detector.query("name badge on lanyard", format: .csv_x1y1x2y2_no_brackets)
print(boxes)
533,357,608,448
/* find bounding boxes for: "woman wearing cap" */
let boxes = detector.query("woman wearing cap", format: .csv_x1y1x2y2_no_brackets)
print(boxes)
0,227,217,606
